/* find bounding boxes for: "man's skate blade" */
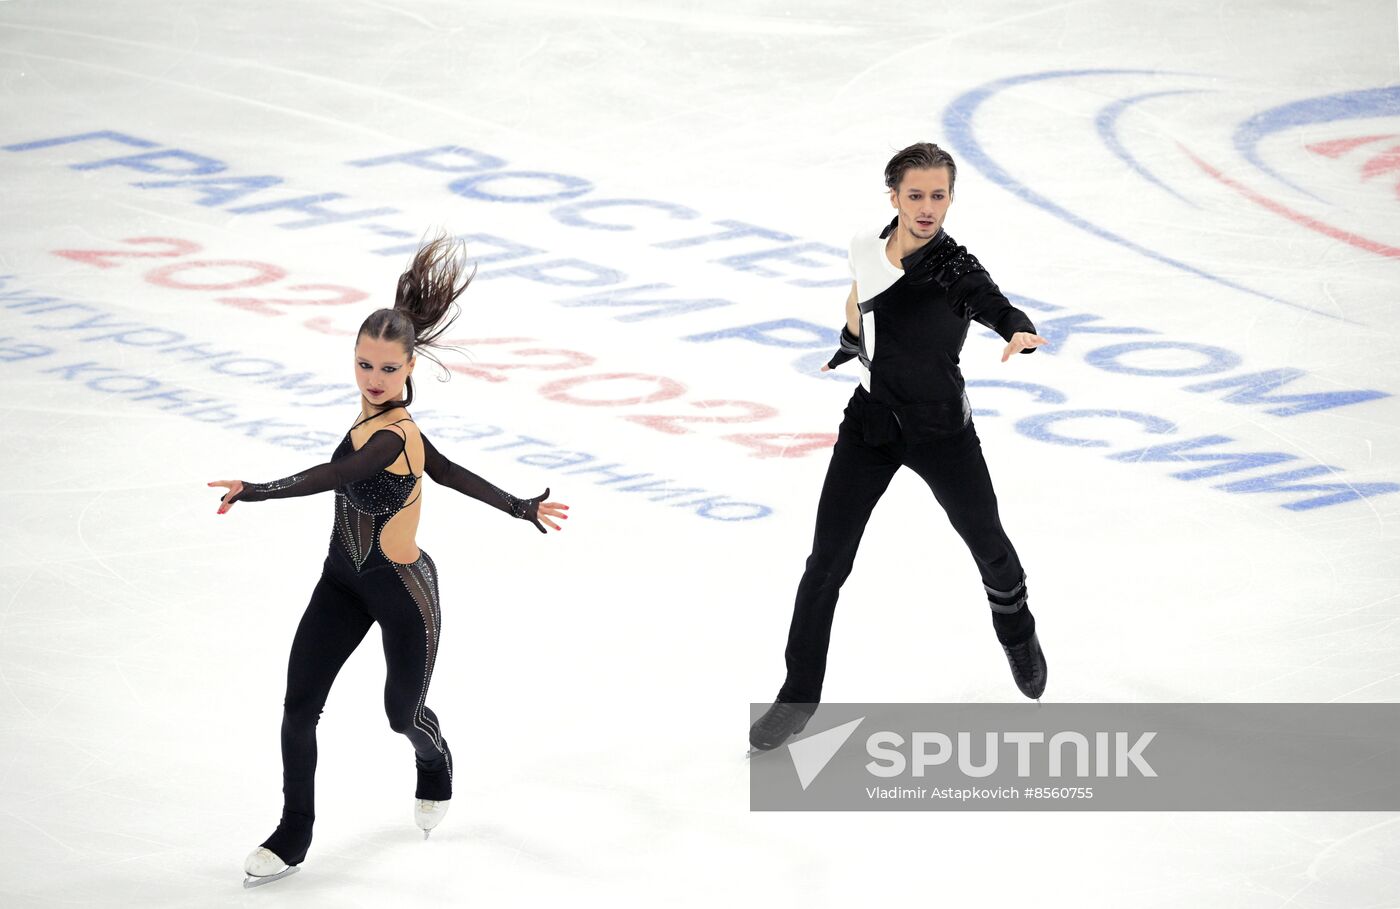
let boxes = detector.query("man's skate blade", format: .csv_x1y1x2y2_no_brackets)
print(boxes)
243,865,299,889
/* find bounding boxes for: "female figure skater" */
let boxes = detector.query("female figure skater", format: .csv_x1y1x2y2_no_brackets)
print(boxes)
207,235,569,887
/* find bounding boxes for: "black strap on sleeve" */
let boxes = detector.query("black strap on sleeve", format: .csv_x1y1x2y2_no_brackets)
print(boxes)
826,324,861,369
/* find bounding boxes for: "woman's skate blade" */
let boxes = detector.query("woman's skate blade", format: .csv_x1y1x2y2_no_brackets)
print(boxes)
243,846,300,888
416,798,449,840
243,865,299,888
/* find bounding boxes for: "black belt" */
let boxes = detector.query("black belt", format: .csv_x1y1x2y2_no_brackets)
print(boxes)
853,386,970,446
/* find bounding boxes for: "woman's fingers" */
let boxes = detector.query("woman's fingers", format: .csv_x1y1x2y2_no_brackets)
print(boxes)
209,480,241,514
530,499,569,532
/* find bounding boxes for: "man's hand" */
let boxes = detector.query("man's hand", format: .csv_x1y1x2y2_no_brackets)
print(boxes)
1001,332,1048,362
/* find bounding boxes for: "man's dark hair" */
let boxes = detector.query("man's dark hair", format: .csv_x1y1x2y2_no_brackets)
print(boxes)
884,142,957,194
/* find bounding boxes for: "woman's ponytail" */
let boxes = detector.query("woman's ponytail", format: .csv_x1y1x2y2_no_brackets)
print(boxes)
358,231,475,409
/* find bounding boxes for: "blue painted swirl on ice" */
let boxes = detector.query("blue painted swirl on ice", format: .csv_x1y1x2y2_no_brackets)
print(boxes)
941,69,1349,322
1233,85,1400,201
1095,89,1207,208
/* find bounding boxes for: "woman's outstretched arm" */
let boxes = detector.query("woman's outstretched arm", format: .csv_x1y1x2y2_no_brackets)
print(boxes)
420,433,562,533
210,427,406,509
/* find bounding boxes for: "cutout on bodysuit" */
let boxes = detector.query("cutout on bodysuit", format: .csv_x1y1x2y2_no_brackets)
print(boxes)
378,487,423,564
377,424,424,565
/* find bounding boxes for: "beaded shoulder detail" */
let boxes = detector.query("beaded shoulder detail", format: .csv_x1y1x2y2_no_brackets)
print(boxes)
932,248,986,288
908,237,987,289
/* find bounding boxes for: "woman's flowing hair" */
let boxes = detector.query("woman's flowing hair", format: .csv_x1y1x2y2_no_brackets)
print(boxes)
357,231,476,409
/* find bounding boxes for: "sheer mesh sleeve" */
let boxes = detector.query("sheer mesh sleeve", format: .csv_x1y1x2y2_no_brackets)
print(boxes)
228,428,406,504
421,433,548,533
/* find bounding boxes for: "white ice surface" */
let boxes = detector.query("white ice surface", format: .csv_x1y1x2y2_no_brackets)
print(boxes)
2,1,1399,906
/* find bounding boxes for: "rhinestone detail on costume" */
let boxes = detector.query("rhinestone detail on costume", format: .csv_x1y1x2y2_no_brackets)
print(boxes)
344,467,417,516
393,550,450,785
499,488,530,519
330,431,420,574
245,473,306,495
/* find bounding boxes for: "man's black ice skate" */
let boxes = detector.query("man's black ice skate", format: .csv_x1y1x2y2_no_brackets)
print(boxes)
1002,632,1047,700
748,702,816,754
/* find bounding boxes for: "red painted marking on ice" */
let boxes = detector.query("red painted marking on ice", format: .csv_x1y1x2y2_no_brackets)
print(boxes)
303,316,355,335
1360,144,1400,182
46,233,828,459
1179,143,1400,260
724,432,836,459
146,259,286,290
540,372,686,407
1305,135,1395,159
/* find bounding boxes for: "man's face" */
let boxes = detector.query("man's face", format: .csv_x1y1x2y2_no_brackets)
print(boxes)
889,166,953,243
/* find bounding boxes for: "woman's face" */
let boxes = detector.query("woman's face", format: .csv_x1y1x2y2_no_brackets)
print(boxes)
354,335,415,405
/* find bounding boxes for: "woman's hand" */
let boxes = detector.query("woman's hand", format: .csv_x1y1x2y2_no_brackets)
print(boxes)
207,480,244,514
1001,332,1049,362
535,498,570,532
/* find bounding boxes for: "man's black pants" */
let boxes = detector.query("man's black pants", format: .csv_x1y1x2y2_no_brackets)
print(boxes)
777,386,1028,704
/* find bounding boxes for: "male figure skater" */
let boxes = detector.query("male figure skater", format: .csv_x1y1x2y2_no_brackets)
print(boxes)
749,142,1049,751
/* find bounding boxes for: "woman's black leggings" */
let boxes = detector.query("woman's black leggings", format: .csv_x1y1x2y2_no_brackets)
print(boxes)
777,388,1028,704
261,543,451,865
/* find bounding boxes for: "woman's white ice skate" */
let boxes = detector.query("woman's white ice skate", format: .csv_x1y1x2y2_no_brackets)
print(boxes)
415,799,450,839
242,846,300,888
